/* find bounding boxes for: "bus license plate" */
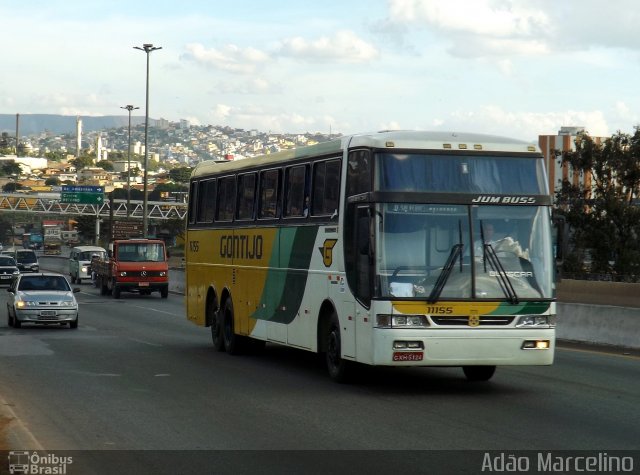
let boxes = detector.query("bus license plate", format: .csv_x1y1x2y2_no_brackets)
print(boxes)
393,352,423,362
139,282,149,287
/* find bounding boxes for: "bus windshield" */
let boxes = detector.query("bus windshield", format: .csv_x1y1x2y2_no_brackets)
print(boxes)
376,204,554,300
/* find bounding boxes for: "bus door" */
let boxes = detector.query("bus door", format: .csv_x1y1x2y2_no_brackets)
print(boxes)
350,205,374,360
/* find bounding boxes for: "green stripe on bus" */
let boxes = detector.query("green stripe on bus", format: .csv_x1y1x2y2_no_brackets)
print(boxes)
252,226,319,324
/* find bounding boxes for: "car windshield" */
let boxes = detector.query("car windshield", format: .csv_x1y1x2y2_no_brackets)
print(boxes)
19,276,70,292
79,251,105,260
0,257,16,266
17,252,37,264
117,243,165,262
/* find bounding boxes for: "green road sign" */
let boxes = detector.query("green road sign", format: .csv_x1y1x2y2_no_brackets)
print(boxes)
60,192,104,204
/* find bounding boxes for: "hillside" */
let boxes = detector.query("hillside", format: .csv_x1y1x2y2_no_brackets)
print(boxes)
0,114,147,135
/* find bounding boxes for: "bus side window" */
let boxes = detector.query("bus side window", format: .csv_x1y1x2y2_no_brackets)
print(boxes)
237,173,257,221
312,158,341,217
258,169,280,219
216,176,236,222
284,165,307,217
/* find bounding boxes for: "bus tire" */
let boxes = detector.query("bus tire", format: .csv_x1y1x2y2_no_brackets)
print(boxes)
160,287,168,299
222,298,245,355
210,306,225,352
326,312,351,383
462,365,496,382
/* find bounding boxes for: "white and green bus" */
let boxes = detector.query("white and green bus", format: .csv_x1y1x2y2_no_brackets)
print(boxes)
185,131,556,382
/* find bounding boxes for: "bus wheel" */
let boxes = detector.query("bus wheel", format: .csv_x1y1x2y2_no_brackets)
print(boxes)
160,287,168,299
462,365,496,382
210,306,225,352
113,282,121,299
326,312,351,383
222,299,245,355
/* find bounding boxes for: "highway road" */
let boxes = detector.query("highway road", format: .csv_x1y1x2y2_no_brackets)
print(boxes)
0,257,638,473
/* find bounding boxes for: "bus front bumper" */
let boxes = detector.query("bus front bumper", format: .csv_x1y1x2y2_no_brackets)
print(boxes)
371,328,555,366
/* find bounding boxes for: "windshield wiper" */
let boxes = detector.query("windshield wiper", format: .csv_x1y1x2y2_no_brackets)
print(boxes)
483,243,519,304
427,243,463,303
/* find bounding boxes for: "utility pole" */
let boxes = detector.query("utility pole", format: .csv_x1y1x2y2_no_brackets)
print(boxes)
134,43,162,238
120,105,139,217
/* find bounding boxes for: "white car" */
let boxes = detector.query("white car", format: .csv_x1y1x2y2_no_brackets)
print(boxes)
7,273,80,329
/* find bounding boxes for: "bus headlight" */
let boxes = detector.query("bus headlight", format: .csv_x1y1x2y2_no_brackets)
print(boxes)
516,315,556,328
119,271,127,277
376,314,430,328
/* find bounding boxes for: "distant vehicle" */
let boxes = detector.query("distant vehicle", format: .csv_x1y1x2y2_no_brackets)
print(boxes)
6,272,80,329
22,232,43,250
14,249,39,273
93,239,169,299
0,256,20,286
69,245,107,284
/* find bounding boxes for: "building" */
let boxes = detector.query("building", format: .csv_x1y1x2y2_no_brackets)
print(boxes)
538,126,605,199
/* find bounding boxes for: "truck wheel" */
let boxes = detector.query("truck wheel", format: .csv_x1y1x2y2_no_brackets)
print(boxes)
100,277,108,295
112,281,121,299
160,287,168,299
70,274,76,284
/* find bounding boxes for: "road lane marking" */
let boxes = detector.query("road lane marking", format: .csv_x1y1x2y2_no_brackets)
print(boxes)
127,338,163,347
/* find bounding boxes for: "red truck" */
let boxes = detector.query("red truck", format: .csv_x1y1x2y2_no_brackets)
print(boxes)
92,239,169,299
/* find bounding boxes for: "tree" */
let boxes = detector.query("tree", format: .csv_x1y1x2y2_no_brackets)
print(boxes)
556,129,640,279
45,177,61,186
2,182,24,192
169,167,192,183
0,161,22,177
71,155,95,171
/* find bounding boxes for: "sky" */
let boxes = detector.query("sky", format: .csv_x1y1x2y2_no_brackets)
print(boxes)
2,0,640,142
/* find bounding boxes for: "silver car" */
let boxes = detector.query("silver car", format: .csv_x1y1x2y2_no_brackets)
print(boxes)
7,273,80,329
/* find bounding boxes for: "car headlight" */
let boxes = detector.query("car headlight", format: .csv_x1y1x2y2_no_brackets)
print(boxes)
16,300,38,308
59,300,76,307
516,315,556,328
376,314,430,328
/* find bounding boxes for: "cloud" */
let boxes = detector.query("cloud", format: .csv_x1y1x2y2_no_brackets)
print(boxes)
181,43,270,74
385,0,640,57
446,105,610,140
277,30,379,63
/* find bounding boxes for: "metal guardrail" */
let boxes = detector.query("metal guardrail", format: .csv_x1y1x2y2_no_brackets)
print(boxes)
0,193,187,220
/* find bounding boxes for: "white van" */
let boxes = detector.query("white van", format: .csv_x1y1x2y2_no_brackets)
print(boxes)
69,245,107,284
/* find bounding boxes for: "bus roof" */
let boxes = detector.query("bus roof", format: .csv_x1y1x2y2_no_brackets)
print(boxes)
190,130,540,180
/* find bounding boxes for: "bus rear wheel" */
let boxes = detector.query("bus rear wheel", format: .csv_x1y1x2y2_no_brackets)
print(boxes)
222,299,246,355
326,312,351,383
462,365,496,382
210,306,225,352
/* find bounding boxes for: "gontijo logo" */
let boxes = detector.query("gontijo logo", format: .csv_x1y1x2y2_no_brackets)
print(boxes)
319,239,338,267
8,451,73,474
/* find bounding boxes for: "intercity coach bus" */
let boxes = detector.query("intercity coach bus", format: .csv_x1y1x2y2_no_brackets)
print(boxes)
185,131,556,382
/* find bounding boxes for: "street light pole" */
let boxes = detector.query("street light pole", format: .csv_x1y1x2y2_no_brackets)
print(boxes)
134,43,162,238
120,105,139,218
